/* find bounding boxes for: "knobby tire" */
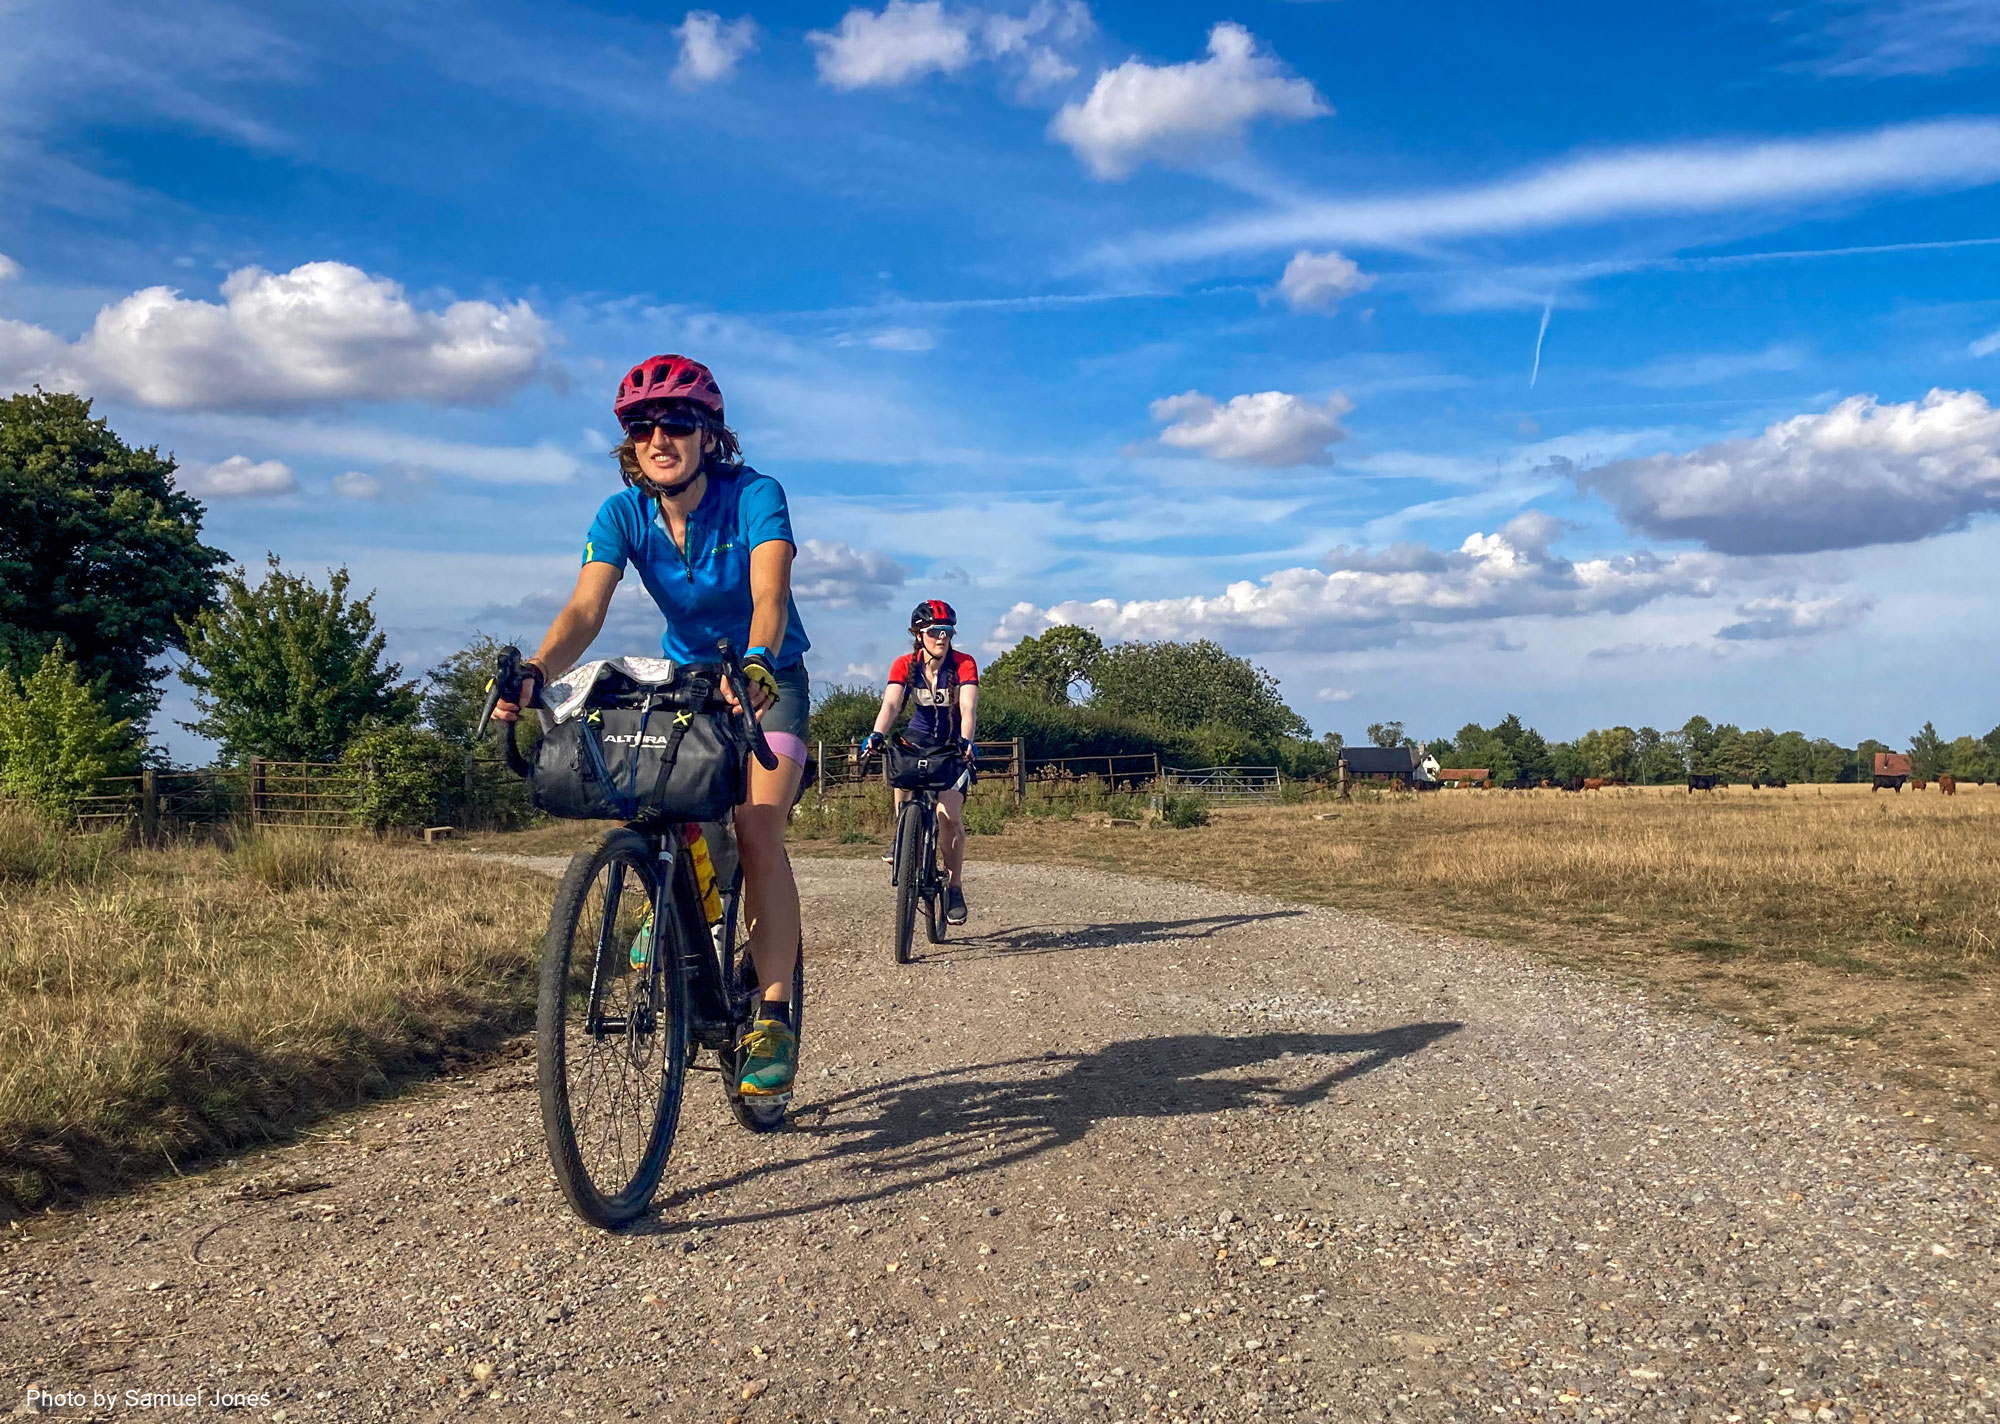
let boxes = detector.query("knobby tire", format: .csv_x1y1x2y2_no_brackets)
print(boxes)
893,801,923,964
537,828,688,1228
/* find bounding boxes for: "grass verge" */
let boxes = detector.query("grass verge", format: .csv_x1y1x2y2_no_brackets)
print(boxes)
0,812,547,1217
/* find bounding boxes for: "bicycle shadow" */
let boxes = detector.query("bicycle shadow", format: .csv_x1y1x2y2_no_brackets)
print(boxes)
935,909,1307,960
639,1021,1460,1234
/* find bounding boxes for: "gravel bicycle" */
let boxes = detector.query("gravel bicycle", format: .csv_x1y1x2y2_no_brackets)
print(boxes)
478,643,803,1229
883,738,966,964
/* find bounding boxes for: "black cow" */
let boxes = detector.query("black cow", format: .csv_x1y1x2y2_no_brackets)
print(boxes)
1559,775,1586,792
1687,774,1719,792
1872,774,1906,793
1766,776,1786,789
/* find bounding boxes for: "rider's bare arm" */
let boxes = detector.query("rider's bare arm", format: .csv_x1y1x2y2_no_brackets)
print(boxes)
494,562,620,720
746,539,793,659
871,683,908,737
957,682,979,745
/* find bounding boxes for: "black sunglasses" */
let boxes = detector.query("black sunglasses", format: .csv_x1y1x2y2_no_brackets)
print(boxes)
624,415,701,442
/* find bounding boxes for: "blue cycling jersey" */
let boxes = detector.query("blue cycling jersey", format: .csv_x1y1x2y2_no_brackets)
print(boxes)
582,467,811,669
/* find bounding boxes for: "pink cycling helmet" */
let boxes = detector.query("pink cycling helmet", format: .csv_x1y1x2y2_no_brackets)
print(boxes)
614,355,724,423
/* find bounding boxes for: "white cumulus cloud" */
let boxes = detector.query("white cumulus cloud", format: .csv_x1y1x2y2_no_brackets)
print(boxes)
332,471,381,499
674,11,757,86
990,514,1721,654
1716,591,1875,641
1582,387,2000,554
1277,249,1373,312
810,1,975,88
73,261,548,411
1150,389,1353,467
0,254,19,283
1050,22,1327,179
186,455,297,499
793,539,910,609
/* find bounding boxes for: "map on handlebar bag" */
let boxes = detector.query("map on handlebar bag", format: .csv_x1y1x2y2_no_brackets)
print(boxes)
544,657,685,724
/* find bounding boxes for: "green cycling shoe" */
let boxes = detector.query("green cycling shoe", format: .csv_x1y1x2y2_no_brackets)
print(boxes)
737,1015,798,1099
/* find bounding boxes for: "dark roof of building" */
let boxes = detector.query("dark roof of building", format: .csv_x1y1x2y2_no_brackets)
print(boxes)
1340,746,1418,776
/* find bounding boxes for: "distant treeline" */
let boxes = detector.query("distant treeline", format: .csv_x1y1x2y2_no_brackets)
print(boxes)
815,623,1998,786
1429,715,2000,787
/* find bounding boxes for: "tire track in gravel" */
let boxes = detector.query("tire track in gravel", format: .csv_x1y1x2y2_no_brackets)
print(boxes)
3,857,1995,1423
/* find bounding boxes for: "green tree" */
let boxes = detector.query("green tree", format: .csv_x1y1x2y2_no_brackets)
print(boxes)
1740,727,1776,780
1766,730,1812,783
1855,738,1891,782
1548,740,1587,782
1642,730,1687,784
1578,725,1638,781
1089,639,1308,744
0,390,228,728
984,625,1103,705
1679,716,1718,775
0,642,139,816
1366,720,1404,749
808,684,882,746
1320,730,1345,757
1709,724,1752,782
1808,737,1851,783
1946,735,1993,782
179,556,417,763
1984,724,2000,768
1908,721,1948,779
344,724,462,832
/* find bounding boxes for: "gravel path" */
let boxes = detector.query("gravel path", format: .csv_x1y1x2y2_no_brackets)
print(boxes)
3,856,1996,1423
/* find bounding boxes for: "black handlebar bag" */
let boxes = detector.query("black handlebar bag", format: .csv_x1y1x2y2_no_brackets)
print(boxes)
884,741,967,792
532,687,746,824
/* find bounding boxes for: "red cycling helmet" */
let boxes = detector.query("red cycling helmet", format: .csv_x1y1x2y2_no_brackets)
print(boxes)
614,355,724,423
909,599,957,631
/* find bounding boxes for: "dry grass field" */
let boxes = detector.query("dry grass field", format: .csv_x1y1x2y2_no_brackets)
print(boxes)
941,780,2000,1157
0,810,546,1217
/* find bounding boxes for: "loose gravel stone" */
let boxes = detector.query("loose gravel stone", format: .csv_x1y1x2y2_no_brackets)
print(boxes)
0,856,1994,1424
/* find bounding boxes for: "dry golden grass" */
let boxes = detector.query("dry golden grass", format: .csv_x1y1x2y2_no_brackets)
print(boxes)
0,813,547,1216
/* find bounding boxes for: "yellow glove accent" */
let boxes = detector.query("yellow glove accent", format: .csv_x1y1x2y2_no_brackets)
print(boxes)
743,661,780,704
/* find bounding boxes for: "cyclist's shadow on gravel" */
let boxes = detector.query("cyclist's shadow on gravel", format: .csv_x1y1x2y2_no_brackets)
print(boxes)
939,909,1307,959
647,1021,1459,1233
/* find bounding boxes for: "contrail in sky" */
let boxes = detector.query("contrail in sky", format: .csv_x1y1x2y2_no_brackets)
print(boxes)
1529,298,1554,387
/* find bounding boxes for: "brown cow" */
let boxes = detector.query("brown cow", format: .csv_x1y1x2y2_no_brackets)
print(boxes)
1582,777,1606,790
1940,774,1957,796
1912,778,1928,791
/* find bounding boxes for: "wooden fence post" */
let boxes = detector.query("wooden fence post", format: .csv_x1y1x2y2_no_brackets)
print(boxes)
816,739,826,802
140,768,158,844
1012,738,1026,804
250,757,267,827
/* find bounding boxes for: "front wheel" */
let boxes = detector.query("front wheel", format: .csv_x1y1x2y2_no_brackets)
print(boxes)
893,801,923,964
923,817,947,943
537,828,688,1229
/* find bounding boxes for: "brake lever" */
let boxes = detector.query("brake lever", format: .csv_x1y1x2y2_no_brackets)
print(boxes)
475,644,523,742
715,640,780,772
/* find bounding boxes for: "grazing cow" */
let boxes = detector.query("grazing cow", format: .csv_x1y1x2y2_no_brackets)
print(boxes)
1582,777,1606,791
1766,777,1787,789
1687,774,1719,792
1939,774,1956,796
1558,775,1586,792
1872,774,1906,793
1913,778,1928,791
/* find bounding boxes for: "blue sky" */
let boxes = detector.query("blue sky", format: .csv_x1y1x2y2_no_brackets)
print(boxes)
4,0,1999,760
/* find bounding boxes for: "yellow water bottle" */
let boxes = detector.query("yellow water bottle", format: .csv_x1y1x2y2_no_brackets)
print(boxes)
686,825,724,926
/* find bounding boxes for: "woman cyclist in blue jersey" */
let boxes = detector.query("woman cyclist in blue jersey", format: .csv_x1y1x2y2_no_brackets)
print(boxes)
861,599,979,925
493,354,808,1101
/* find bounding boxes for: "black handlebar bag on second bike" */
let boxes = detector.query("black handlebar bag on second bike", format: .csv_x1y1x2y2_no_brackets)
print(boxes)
532,664,746,824
884,740,967,792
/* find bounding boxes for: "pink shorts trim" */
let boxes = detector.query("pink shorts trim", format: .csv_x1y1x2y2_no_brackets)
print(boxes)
764,731,809,766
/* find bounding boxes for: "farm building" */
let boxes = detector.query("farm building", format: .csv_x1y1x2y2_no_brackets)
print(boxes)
1339,747,1442,785
1437,768,1491,787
